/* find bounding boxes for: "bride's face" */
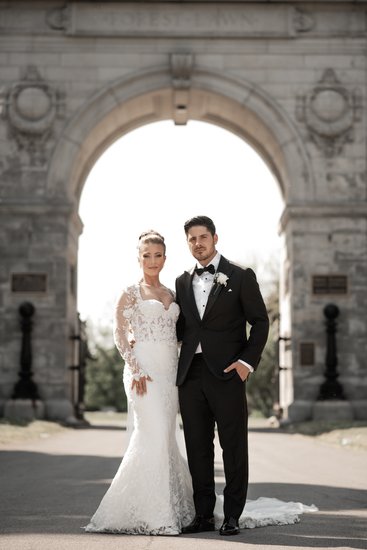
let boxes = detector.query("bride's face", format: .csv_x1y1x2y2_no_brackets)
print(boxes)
139,243,166,276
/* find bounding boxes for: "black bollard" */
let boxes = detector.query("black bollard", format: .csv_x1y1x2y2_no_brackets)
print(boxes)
317,303,345,400
12,302,41,401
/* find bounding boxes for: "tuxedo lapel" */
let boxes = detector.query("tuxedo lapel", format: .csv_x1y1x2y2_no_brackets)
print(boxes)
183,267,201,322
203,256,233,319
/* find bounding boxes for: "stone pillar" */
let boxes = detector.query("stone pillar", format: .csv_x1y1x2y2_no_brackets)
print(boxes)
0,199,82,421
0,60,83,422
282,204,367,422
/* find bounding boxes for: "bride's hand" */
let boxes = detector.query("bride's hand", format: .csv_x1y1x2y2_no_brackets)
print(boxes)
131,375,153,396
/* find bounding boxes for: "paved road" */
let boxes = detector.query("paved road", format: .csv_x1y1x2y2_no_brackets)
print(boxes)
0,420,366,550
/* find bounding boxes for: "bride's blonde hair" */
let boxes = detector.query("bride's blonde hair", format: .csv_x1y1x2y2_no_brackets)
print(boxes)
138,230,166,254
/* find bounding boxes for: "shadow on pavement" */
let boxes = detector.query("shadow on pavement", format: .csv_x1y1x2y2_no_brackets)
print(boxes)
1,449,366,548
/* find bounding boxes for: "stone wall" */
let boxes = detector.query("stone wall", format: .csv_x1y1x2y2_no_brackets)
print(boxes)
0,1,366,421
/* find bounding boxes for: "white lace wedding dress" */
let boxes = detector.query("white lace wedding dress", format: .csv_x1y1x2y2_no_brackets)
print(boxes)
85,284,195,535
84,284,317,536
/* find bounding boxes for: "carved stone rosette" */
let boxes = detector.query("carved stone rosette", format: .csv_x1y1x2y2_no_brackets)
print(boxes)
292,8,315,34
296,69,362,157
46,5,70,31
1,65,65,165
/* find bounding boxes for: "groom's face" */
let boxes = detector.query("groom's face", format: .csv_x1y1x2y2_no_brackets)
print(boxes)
186,225,218,265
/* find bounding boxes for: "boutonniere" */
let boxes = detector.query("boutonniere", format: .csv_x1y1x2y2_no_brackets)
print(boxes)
211,272,229,296
215,272,229,286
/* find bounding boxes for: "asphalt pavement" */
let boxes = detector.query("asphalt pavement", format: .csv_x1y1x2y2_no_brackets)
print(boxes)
0,419,366,550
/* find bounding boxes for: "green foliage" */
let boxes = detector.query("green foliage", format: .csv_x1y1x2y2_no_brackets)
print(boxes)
247,287,279,418
84,344,128,412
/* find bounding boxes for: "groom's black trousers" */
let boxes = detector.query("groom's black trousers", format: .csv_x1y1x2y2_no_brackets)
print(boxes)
178,353,248,520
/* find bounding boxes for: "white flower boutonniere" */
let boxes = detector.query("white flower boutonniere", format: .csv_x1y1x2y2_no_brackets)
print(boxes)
215,272,229,286
211,272,229,296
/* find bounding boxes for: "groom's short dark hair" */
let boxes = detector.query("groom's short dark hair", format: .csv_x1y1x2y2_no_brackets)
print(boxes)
184,216,216,236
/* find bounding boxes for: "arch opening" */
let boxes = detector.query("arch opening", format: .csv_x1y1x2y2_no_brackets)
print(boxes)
50,72,312,420
78,119,284,324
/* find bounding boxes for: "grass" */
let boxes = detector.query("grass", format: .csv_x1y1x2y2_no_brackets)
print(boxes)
1,413,367,451
84,410,127,426
0,411,128,445
282,420,367,451
283,419,367,436
0,418,69,445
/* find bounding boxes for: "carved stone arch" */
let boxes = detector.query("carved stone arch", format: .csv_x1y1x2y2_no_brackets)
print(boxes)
190,68,315,203
47,67,314,206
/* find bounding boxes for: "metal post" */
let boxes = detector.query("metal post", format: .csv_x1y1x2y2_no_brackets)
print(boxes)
12,302,40,401
318,303,345,400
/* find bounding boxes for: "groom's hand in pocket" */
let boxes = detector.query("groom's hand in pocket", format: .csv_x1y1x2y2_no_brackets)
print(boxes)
223,361,250,382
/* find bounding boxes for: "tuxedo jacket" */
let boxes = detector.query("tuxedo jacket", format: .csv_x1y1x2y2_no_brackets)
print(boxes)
175,255,269,386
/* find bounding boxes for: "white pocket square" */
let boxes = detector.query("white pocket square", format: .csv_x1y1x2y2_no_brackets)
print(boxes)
228,288,232,292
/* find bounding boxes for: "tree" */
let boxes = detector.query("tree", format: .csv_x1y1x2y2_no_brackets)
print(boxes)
83,323,127,412
246,283,279,418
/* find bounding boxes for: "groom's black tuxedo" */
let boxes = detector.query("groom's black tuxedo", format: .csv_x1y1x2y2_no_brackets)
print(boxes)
176,255,269,384
175,255,269,521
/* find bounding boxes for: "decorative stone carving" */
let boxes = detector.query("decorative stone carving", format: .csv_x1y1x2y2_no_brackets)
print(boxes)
63,4,290,38
169,53,194,126
46,6,69,31
292,8,315,33
296,69,362,157
170,53,193,90
326,171,367,200
1,65,65,165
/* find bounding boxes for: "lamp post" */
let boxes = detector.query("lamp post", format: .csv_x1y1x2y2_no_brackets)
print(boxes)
12,302,40,401
318,303,345,400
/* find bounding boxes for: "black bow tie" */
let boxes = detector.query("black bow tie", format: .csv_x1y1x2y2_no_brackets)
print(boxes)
195,264,215,276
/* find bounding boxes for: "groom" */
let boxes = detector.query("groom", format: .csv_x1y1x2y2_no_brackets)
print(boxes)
176,215,269,536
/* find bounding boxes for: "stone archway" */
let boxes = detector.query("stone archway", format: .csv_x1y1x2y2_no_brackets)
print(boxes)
49,67,314,203
1,1,365,423
47,67,312,421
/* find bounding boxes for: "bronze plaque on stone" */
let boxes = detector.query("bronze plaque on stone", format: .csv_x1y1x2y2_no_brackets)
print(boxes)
11,273,47,293
312,275,347,295
300,342,315,366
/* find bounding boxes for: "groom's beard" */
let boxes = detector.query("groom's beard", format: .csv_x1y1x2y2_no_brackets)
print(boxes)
192,248,216,264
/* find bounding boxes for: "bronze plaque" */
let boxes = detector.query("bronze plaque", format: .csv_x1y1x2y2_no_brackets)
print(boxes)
11,273,47,293
300,342,315,366
312,275,347,295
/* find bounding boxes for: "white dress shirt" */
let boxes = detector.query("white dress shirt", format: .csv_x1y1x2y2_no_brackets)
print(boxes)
193,252,253,373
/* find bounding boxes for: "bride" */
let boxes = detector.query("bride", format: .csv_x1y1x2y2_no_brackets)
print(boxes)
85,230,194,535
84,230,316,536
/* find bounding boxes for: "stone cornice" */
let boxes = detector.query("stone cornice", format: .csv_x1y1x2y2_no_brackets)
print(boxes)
0,198,75,215
0,198,84,234
280,202,367,230
0,3,365,38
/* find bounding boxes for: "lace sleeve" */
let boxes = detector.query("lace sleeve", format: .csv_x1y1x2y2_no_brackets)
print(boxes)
113,286,147,380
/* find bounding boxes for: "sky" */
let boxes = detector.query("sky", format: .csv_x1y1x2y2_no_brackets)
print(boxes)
78,120,284,331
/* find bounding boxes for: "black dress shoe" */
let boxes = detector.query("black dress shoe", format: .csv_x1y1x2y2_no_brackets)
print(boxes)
181,515,215,534
219,517,239,536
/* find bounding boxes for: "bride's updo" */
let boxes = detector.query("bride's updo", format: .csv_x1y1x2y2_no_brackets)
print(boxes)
138,230,166,254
